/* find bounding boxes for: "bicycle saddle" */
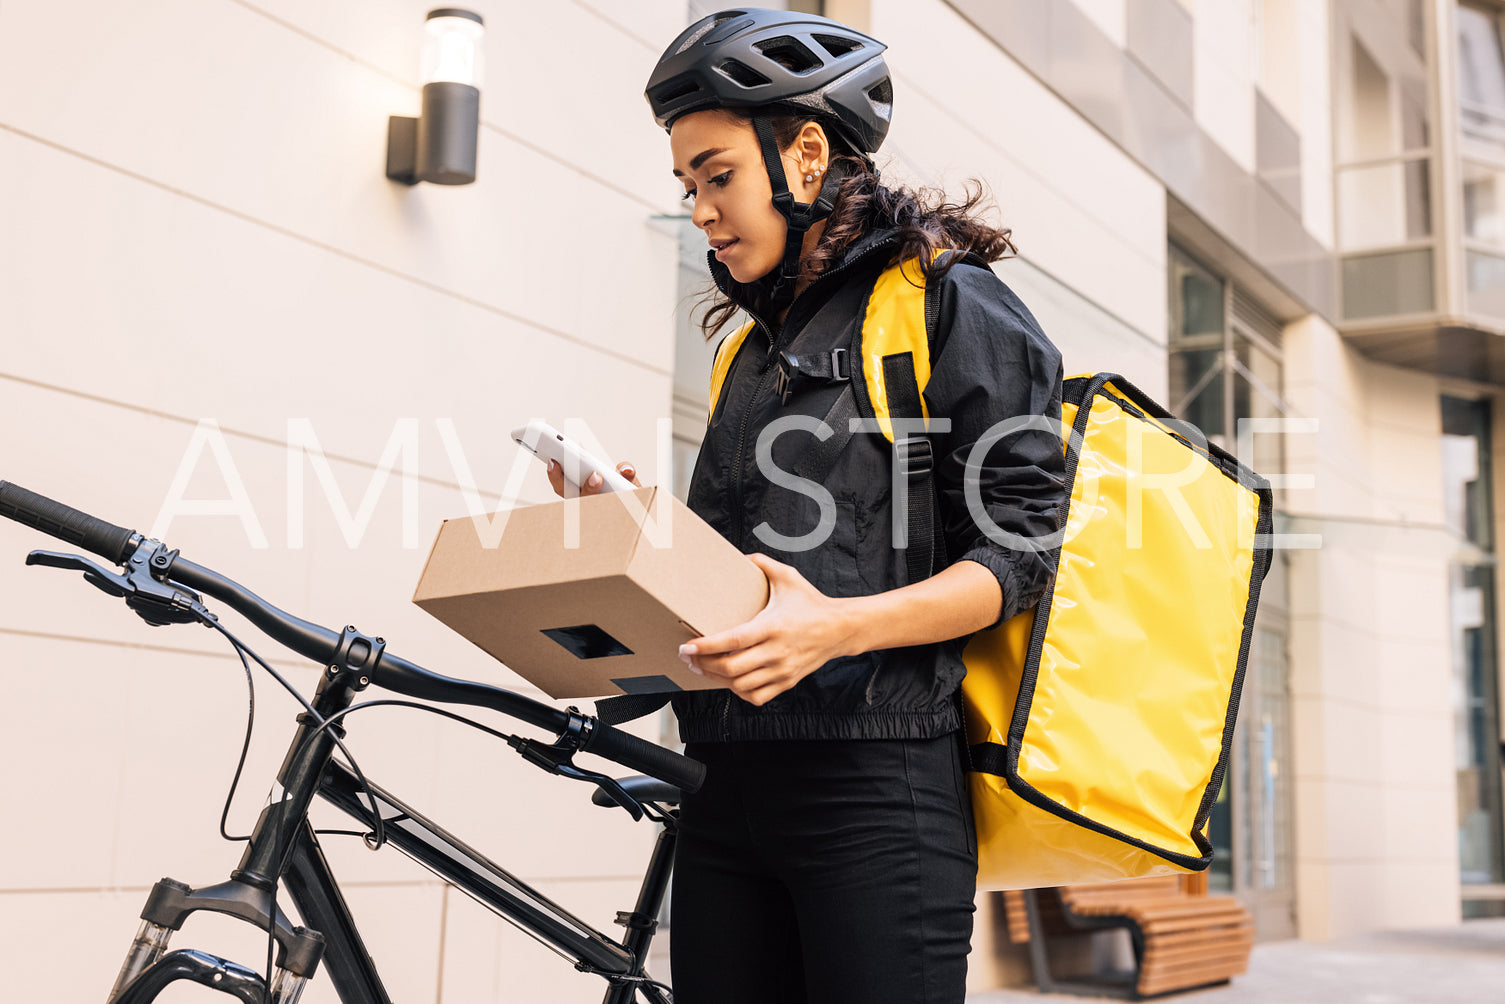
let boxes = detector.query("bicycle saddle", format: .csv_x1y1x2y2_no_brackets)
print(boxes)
592,775,682,808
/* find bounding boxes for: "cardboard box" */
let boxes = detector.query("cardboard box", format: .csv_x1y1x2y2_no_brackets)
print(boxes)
412,486,769,700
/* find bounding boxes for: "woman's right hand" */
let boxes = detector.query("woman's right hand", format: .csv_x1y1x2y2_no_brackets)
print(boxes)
546,459,643,498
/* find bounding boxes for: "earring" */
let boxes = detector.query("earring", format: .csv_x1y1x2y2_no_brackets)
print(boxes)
804,173,813,182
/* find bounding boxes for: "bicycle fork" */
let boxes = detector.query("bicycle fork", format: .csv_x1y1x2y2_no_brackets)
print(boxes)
105,659,368,1003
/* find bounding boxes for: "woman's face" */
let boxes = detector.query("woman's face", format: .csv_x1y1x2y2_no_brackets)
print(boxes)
671,110,818,285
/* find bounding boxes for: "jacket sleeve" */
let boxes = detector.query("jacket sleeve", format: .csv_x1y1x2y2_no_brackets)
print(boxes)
923,262,1067,629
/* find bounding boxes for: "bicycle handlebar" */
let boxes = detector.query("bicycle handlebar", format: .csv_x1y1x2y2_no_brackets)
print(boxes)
0,481,137,565
0,480,705,794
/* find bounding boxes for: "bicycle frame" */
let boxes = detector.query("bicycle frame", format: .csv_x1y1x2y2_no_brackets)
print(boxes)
0,481,695,1004
107,659,676,1004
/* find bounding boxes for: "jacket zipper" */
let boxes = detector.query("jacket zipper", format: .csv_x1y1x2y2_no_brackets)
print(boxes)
719,239,898,548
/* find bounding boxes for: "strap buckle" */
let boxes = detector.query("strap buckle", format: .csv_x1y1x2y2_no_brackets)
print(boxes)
829,347,850,381
896,436,933,477
773,357,793,404
775,348,851,405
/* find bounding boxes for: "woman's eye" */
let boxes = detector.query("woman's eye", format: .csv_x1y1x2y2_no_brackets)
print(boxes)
680,172,729,202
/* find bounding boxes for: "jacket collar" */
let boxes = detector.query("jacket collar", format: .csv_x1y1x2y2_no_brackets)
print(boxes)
707,226,903,321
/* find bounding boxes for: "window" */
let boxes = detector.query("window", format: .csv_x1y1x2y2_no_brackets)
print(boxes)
1458,3,1505,317
1167,246,1286,468
1168,244,1295,930
1333,1,1438,319
1442,395,1505,915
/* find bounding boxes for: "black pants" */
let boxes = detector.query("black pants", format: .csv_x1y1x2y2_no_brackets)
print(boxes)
669,734,978,1004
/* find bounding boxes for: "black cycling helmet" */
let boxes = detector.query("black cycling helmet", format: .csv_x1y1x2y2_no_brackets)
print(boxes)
646,8,892,155
646,9,893,306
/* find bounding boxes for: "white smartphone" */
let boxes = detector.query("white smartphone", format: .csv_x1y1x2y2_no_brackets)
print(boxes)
511,420,636,498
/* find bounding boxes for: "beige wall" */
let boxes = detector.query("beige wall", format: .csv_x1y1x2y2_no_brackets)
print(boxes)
1195,0,1259,172
1282,314,1461,938
877,0,1169,393
0,1,686,1000
0,0,1477,998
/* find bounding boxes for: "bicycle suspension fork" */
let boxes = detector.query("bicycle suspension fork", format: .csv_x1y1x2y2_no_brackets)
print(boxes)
106,646,375,1003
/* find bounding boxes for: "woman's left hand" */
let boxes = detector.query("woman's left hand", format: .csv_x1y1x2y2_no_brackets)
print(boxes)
679,553,854,707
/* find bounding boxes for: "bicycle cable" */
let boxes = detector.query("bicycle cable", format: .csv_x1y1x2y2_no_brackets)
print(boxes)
269,698,675,989
217,639,257,843
264,698,555,876
197,615,661,999
196,611,390,1000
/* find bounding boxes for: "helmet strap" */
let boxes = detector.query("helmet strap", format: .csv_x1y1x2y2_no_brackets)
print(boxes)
751,116,843,309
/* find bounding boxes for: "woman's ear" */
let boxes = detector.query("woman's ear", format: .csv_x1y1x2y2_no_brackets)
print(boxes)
788,121,831,188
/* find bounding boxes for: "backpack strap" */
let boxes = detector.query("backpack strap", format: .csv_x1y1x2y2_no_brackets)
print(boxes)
882,349,938,585
794,249,991,584
706,321,757,422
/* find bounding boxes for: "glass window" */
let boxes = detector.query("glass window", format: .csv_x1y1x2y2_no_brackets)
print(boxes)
1341,248,1436,317
1441,395,1505,912
1169,247,1228,443
1344,36,1397,160
1459,2,1505,145
1168,244,1294,925
1334,6,1437,320
1464,160,1505,245
1170,348,1226,441
1337,159,1432,249
1240,628,1292,893
1233,333,1285,475
1467,249,1505,317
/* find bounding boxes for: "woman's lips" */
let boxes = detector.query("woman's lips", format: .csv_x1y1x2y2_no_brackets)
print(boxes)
713,239,739,261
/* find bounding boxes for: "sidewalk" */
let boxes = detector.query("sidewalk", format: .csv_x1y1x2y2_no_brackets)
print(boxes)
966,918,1505,1003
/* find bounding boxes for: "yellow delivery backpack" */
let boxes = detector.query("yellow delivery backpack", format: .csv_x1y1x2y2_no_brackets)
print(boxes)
706,251,1274,888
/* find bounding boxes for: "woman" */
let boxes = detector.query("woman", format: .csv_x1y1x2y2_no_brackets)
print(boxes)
555,9,1065,1002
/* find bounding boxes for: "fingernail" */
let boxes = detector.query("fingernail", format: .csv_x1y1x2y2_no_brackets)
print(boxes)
688,663,703,676
679,644,696,658
587,473,601,487
621,465,635,477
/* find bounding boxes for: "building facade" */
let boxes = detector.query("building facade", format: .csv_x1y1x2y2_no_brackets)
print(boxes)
0,0,1501,1000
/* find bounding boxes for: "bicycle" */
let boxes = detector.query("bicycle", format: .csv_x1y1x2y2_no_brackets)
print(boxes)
0,480,704,1004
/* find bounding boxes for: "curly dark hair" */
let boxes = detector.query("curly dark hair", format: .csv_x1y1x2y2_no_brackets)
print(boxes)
694,108,1018,341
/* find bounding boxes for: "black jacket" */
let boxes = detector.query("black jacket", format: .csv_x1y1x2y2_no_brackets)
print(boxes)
675,227,1066,742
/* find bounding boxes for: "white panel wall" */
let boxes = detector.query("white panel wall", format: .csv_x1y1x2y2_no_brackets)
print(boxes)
1194,0,1259,171
1074,0,1129,47
1297,0,1337,248
0,1,684,1000
876,0,1168,362
1282,315,1460,939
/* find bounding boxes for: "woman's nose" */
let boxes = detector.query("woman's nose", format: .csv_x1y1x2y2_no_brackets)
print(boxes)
692,195,715,230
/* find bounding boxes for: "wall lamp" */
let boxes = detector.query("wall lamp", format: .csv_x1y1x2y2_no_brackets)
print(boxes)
386,8,485,186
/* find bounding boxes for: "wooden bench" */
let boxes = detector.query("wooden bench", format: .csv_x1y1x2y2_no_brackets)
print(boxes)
1001,875,1254,999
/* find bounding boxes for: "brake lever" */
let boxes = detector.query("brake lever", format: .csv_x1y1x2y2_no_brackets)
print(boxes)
27,550,132,597
26,542,211,627
506,735,648,822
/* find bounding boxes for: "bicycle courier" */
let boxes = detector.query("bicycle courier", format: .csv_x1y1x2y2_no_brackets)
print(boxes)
704,250,1275,889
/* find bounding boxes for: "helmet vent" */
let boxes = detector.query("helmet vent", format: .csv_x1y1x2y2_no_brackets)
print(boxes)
715,59,771,89
813,34,864,58
652,79,702,104
866,78,893,107
754,36,823,75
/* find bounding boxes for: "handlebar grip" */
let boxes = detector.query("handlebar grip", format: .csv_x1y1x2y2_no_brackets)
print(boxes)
583,722,706,794
0,481,137,565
